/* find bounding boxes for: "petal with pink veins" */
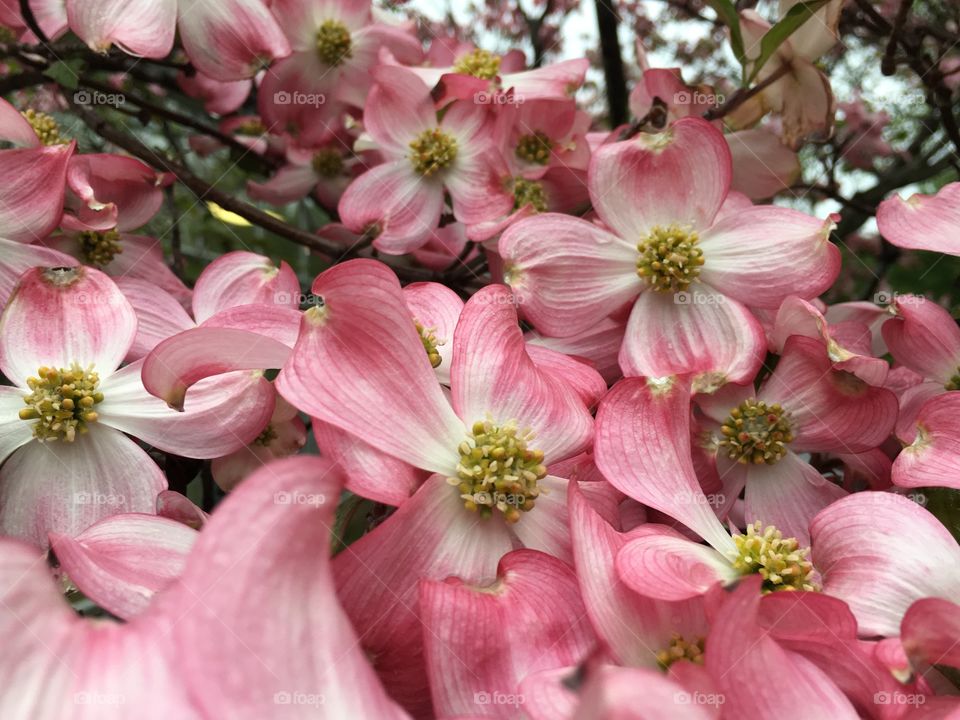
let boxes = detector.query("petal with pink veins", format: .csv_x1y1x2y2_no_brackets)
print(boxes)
333,474,515,718
727,128,800,200
114,278,194,361
365,64,436,154
902,597,960,670
247,163,319,205
402,281,464,385
0,142,74,242
572,665,719,720
595,376,736,553
98,361,275,458
191,250,300,323
50,513,196,620
0,266,136,385
176,0,291,81
877,182,960,256
893,392,960,490
420,549,596,718
810,492,960,636
201,304,302,347
62,154,163,233
620,283,766,387
589,117,730,240
699,208,839,308
66,0,176,56
882,295,960,385
0,424,166,547
498,213,640,337
526,344,608,408
0,237,76,307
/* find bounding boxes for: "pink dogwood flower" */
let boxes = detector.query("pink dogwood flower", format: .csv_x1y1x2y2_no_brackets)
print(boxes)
339,65,513,254
0,266,276,546
877,181,960,256
499,117,840,386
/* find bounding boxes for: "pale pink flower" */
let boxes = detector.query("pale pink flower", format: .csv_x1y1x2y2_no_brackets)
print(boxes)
877,182,960,256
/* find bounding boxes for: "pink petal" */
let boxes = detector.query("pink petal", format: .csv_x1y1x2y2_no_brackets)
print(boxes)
420,549,595,718
727,128,800,200
504,58,590,101
451,284,596,462
0,237,76,307
276,259,465,474
168,455,408,718
699,207,840,307
0,266,136,384
99,361,276,458
0,97,42,147
742,451,847,545
66,0,176,56
589,117,730,240
902,598,960,669
445,153,514,227
595,377,736,553
176,71,251,116
365,64,435,154
810,492,960,636
877,182,960,255
191,250,300,323
333,475,515,717
156,489,207,529
202,303,302,348
115,277,194,361
617,526,737,601
247,163,318,205
760,336,898,453
0,142,73,242
620,283,766,386
527,317,626,385
402,281,464,385
49,513,196,620
63,153,163,232
882,295,960,385
339,160,444,254
498,213,640,337
569,481,709,667
312,419,426,506
893,392,960,490
0,425,165,548
572,665,718,720
142,327,291,409
0,386,33,463
526,344,607,408
706,577,860,719
176,0,291,81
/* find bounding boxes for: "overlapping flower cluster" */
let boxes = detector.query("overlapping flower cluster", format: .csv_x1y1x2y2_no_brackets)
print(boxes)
1,0,960,718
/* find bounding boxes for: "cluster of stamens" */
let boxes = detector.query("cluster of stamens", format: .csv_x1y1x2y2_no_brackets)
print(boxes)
22,109,68,146
515,131,553,165
946,368,960,391
731,522,817,593
636,225,704,292
253,424,277,447
78,229,123,267
452,49,501,80
448,420,547,523
718,398,793,465
512,178,547,212
415,321,443,368
315,19,353,66
408,128,458,176
234,119,267,136
656,634,705,670
19,364,104,442
311,148,344,178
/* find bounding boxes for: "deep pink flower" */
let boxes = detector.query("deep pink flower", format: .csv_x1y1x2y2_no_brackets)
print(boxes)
500,117,840,385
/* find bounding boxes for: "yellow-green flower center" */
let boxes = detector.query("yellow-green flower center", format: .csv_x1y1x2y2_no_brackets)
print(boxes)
235,119,267,136
731,522,817,593
448,419,547,523
718,398,793,465
452,49,501,80
656,634,705,670
946,369,960,391
311,148,343,178
415,320,443,368
315,19,353,67
19,364,104,442
636,224,703,292
515,131,554,165
409,128,458,176
513,178,547,212
253,423,277,447
78,229,122,267
22,109,68,147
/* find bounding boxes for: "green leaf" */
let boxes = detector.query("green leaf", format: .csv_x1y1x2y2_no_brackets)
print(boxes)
746,0,829,84
704,0,747,78
43,59,85,90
